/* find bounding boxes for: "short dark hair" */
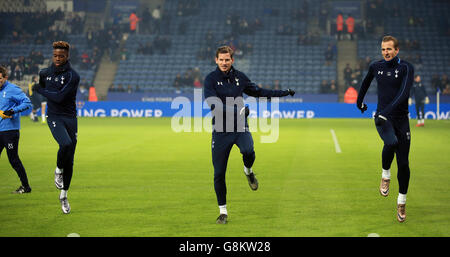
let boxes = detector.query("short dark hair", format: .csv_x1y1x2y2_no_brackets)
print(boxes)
0,66,8,77
382,35,399,49
53,41,70,51
215,46,234,58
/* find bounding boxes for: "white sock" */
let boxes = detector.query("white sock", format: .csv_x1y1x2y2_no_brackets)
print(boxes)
60,190,68,199
244,166,253,175
382,169,391,180
421,119,424,124
397,193,406,205
55,167,63,174
219,205,227,215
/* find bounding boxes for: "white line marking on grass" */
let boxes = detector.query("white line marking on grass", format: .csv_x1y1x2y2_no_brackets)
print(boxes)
330,129,342,153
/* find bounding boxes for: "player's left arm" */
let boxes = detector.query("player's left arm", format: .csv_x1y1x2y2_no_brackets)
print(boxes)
379,63,414,117
241,73,294,98
8,87,32,114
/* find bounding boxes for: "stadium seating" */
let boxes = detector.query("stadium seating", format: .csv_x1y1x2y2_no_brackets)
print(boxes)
113,0,337,94
357,0,450,94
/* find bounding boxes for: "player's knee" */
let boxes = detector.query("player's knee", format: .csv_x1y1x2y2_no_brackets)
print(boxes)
384,138,398,148
214,172,226,183
241,149,255,157
59,140,74,152
397,161,409,171
9,157,22,167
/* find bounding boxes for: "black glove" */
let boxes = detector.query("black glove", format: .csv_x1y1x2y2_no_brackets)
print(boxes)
287,89,295,96
374,113,387,126
3,109,14,116
357,103,368,113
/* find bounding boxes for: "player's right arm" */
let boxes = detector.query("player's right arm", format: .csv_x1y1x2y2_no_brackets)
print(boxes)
356,63,375,113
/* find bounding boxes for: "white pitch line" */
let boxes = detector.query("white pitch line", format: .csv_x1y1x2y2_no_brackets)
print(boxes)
330,129,342,153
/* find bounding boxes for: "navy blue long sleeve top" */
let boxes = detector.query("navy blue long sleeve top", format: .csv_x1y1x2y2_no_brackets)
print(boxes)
357,56,414,117
36,62,80,118
410,81,427,104
204,66,290,132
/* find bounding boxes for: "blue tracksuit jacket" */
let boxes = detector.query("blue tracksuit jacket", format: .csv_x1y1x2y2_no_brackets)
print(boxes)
0,81,32,132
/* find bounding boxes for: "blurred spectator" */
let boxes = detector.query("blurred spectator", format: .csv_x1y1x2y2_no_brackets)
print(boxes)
193,78,202,88
81,52,91,70
320,80,329,93
11,65,23,81
77,85,88,101
173,74,182,90
441,74,449,91
120,48,129,60
325,44,333,66
34,31,46,44
319,2,329,31
152,6,162,34
336,13,344,40
276,24,294,35
69,45,79,65
181,72,194,87
343,63,353,87
272,80,281,90
363,56,372,70
129,11,140,34
320,79,337,94
329,79,337,93
443,84,450,95
344,86,358,103
345,14,355,40
137,42,154,55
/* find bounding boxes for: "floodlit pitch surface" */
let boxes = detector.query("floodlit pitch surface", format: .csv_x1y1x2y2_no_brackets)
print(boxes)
0,117,449,237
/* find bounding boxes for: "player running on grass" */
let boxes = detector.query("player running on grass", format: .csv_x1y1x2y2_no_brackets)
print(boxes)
34,41,80,214
356,35,414,222
204,46,295,224
0,66,32,194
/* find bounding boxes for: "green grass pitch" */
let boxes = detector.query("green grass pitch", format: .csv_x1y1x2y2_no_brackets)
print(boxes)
0,117,449,237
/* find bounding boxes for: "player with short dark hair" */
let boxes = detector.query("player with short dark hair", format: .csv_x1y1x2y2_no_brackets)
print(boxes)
409,75,429,127
34,41,80,214
204,46,295,224
0,66,33,194
356,35,414,222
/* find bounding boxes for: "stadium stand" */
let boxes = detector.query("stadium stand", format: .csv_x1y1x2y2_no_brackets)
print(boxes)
112,0,337,94
357,0,450,95
0,0,449,101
